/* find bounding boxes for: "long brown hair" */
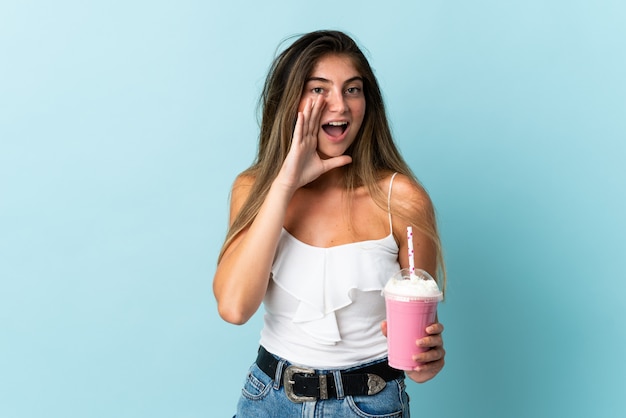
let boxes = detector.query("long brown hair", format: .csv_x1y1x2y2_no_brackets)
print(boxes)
218,30,445,289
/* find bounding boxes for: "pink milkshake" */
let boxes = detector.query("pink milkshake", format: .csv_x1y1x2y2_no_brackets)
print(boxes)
383,268,443,371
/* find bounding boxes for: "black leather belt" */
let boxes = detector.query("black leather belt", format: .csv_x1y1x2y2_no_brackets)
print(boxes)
255,346,404,403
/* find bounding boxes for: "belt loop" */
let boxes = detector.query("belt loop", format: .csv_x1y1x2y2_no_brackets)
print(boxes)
332,370,345,399
274,359,286,389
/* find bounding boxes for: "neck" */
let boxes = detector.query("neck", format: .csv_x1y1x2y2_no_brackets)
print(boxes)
305,167,347,190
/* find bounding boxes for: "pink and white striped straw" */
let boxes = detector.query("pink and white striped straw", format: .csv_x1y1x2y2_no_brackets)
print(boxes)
407,226,415,275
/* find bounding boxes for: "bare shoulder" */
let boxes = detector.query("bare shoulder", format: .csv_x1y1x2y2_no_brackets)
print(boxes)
232,173,256,191
387,173,434,219
229,173,257,223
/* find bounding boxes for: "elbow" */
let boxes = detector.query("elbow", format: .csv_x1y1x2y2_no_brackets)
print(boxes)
213,276,259,325
217,303,250,325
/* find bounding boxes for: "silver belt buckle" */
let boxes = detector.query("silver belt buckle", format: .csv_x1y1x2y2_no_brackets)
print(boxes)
367,373,387,395
283,365,316,403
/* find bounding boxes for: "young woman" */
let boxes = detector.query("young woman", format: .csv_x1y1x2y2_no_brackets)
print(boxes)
214,30,446,417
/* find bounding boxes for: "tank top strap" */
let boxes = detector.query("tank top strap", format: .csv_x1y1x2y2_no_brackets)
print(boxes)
387,172,398,234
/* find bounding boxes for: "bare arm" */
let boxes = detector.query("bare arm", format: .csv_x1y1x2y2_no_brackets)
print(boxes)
387,175,445,383
390,175,438,277
213,177,293,325
213,97,352,325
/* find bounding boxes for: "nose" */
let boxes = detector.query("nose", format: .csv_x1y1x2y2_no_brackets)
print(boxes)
326,88,348,113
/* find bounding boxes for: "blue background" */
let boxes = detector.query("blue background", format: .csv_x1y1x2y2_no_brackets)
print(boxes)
1,1,624,417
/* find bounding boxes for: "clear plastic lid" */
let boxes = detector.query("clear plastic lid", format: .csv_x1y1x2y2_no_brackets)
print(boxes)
382,268,443,302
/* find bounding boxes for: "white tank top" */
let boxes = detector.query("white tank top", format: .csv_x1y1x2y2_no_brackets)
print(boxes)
259,173,401,368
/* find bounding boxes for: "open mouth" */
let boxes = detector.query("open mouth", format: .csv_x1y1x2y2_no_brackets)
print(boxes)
322,121,349,137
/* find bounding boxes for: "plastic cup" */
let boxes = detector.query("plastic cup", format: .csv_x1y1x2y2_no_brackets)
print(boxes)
383,268,443,370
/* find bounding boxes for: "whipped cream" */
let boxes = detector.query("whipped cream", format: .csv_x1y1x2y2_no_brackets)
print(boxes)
383,269,443,301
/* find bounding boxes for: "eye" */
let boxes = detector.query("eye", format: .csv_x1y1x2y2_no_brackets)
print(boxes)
312,87,324,94
345,87,362,95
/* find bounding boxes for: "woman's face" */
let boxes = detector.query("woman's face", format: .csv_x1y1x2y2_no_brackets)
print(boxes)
298,54,366,159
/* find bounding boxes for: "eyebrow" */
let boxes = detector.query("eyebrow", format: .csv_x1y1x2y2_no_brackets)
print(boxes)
306,76,364,84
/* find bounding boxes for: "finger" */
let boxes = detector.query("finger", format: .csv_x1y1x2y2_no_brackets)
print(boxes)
380,320,388,337
425,322,444,335
308,98,326,138
321,155,352,173
412,356,445,379
416,334,443,349
300,98,313,141
292,111,304,145
413,346,446,365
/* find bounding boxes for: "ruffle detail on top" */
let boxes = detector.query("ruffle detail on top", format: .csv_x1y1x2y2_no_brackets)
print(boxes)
270,228,400,345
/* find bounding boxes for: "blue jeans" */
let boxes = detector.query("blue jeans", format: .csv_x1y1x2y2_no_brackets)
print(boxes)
235,355,410,417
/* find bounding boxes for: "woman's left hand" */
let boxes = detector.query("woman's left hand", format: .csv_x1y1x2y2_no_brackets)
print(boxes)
381,321,445,383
